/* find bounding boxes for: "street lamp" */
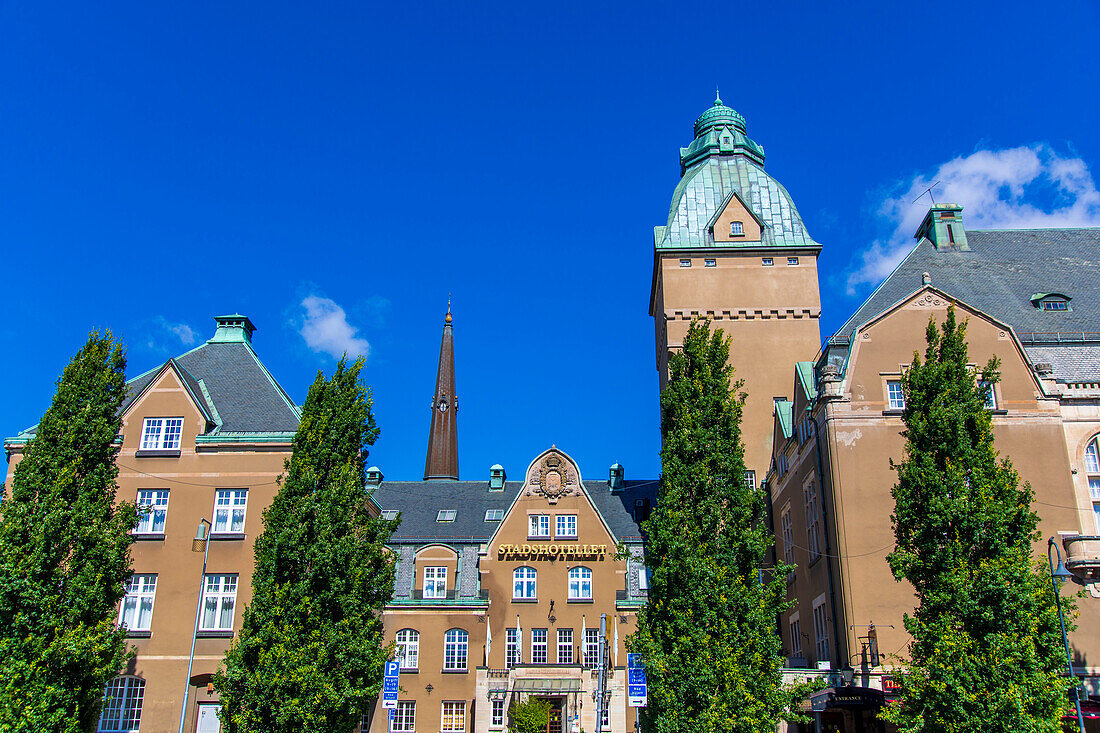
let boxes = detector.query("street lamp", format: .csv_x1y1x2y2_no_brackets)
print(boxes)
179,519,212,733
1048,537,1085,733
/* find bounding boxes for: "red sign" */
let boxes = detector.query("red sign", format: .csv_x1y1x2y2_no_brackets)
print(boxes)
882,677,901,697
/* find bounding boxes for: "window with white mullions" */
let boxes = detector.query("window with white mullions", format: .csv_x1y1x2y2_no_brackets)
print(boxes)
555,514,577,538
134,490,169,534
423,566,447,598
583,628,600,667
391,701,415,733
531,628,548,664
98,677,145,733
1087,437,1100,534
441,701,466,732
140,417,183,450
557,628,573,664
491,698,505,728
213,489,248,534
568,566,592,600
804,482,821,562
887,381,905,410
780,506,795,579
443,628,468,670
812,597,830,665
506,628,521,668
396,629,419,670
528,514,550,538
119,574,157,631
200,574,237,631
513,566,537,599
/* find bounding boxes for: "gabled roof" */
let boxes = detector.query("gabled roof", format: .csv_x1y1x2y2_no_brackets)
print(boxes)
774,399,793,439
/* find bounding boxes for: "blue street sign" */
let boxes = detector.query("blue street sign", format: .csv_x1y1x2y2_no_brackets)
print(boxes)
382,660,400,709
627,654,647,708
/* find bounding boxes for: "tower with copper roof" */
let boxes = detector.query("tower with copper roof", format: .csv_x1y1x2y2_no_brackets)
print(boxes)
424,304,459,480
649,94,823,483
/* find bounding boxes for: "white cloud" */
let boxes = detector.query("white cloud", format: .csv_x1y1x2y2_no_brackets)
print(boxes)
299,295,370,360
155,317,197,346
847,144,1100,293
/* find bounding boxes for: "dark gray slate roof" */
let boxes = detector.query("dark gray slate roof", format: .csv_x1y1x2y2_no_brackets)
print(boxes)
372,479,658,544
834,228,1100,382
1018,343,1100,384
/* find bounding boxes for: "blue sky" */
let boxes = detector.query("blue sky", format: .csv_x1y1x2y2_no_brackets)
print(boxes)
2,1,1098,482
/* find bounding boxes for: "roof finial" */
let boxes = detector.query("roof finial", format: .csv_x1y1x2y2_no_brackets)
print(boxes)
445,296,452,325
715,86,722,106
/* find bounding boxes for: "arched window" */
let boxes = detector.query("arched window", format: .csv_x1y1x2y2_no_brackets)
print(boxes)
513,566,537,599
444,628,468,670
1086,436,1100,533
568,567,593,600
98,676,145,733
730,221,744,236
396,629,419,670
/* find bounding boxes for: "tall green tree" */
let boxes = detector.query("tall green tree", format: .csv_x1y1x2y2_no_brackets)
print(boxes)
216,357,397,733
630,319,813,733
883,307,1072,733
0,333,137,732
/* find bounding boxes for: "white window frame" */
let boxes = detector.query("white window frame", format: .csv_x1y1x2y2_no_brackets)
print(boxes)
780,505,795,576
679,258,691,268
484,509,504,522
762,257,773,266
531,628,548,664
140,416,184,451
437,510,457,522
557,628,573,664
1088,437,1100,533
443,629,468,670
441,701,466,733
396,629,419,670
555,514,577,539
506,628,521,668
787,256,799,266
583,628,600,667
730,221,744,236
887,380,905,410
423,566,447,598
528,514,550,538
212,489,248,534
704,258,716,267
568,566,593,600
98,676,145,733
979,380,997,410
789,613,803,659
119,574,157,632
391,701,415,733
812,595,830,665
490,698,505,728
200,574,237,631
804,481,821,562
743,470,756,489
134,489,169,535
513,566,537,599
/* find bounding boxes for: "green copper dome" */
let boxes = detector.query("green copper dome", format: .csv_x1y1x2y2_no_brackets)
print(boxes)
694,93,746,136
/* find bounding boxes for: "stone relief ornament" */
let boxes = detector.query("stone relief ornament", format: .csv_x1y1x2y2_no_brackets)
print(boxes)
914,293,947,308
524,450,579,504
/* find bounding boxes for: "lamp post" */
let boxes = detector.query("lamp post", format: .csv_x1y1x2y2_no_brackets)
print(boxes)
1048,537,1085,733
179,519,212,733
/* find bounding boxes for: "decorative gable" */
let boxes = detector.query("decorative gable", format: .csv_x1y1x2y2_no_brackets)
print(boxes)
709,190,764,243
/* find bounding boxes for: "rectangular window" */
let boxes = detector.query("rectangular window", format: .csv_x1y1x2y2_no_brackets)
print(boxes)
213,489,248,534
200,574,237,631
601,707,610,728
730,221,744,236
555,514,577,538
583,628,600,667
762,257,773,266
679,258,691,267
119,574,157,632
436,510,456,522
887,381,905,410
441,702,466,733
531,628,548,664
134,489,169,534
557,628,574,664
780,506,795,579
979,380,997,410
98,677,145,733
506,628,521,668
381,509,399,521
813,597,830,665
528,514,550,538
804,482,821,562
423,567,447,598
787,256,799,266
704,258,716,267
484,509,504,522
491,698,505,728
1043,300,1068,310
140,417,183,451
743,470,756,489
391,702,415,733
1094,502,1100,536
789,615,803,659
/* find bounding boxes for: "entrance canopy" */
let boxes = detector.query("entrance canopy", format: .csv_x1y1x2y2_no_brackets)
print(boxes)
805,686,885,712
512,679,582,694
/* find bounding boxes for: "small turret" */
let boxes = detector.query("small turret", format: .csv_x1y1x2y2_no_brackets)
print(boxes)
915,204,968,251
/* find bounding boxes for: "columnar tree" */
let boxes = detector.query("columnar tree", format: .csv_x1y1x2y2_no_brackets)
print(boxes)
216,357,397,733
0,333,137,732
884,307,1072,733
630,319,813,733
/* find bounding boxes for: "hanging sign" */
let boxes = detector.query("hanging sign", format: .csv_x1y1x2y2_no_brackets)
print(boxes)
382,660,400,709
627,653,647,708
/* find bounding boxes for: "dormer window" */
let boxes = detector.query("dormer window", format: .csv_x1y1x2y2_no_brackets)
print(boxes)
381,510,399,521
436,510,456,522
1031,293,1072,311
730,221,744,236
484,509,504,522
1043,300,1068,311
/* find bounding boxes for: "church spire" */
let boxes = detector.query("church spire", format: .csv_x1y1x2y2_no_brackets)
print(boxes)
424,303,459,480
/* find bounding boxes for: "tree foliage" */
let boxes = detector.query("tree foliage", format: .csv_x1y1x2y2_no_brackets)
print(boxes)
509,697,552,733
0,332,136,732
883,307,1072,733
629,319,814,733
215,357,397,733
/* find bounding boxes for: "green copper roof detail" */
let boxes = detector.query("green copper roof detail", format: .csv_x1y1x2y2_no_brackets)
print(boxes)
210,314,256,344
774,398,793,439
796,362,818,402
694,93,746,137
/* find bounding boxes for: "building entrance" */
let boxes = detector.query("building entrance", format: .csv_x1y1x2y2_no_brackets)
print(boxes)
540,697,564,733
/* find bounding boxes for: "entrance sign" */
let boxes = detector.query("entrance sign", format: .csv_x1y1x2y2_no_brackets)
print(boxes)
497,543,608,560
382,660,400,709
627,654,647,707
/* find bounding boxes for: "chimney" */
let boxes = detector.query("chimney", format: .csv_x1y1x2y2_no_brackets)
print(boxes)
609,463,625,490
915,204,968,251
489,464,506,490
209,314,256,344
366,466,384,486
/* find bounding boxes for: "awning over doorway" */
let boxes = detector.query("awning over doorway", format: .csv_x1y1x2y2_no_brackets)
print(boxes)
805,686,886,712
512,679,582,694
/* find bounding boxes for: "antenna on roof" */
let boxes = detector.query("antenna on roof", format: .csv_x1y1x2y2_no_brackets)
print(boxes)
912,181,942,206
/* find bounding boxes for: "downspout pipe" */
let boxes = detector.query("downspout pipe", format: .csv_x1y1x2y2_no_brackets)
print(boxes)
807,409,848,673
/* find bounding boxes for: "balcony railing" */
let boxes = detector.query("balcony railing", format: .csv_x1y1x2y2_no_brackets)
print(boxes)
389,589,489,606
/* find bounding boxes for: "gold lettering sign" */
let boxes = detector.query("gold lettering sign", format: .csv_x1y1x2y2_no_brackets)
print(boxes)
497,543,607,560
